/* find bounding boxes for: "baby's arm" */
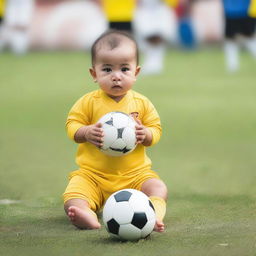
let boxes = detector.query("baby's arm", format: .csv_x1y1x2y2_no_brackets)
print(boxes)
74,123,104,147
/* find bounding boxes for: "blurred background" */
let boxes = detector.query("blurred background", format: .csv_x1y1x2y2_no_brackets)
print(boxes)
0,0,225,53
1,0,255,74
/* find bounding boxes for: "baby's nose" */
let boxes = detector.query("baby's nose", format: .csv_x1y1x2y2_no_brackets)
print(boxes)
112,71,122,81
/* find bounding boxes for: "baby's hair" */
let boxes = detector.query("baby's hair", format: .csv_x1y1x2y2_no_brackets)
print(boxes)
91,29,139,65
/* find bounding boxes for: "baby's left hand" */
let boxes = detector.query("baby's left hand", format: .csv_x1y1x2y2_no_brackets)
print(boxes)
134,119,152,146
135,119,147,144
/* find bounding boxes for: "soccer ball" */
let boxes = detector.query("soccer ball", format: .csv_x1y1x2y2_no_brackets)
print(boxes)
103,189,156,241
98,111,137,156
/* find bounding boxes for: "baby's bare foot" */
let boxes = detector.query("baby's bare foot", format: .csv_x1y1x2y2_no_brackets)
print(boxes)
154,219,165,232
68,206,101,230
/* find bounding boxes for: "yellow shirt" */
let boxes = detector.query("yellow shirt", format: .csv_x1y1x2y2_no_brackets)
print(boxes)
0,0,5,17
163,0,178,7
102,0,136,22
66,89,162,176
248,0,256,17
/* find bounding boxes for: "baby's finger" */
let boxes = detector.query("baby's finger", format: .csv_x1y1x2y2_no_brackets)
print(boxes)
136,135,145,143
88,135,103,143
135,124,143,128
95,122,102,128
93,141,104,148
94,135,104,143
92,130,104,137
135,130,145,135
136,139,143,144
134,119,142,125
93,127,104,133
89,138,103,147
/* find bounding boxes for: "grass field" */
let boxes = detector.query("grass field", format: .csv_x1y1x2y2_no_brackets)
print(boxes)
0,48,256,256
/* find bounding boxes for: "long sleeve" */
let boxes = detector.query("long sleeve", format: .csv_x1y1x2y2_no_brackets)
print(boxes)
142,99,162,146
66,96,90,140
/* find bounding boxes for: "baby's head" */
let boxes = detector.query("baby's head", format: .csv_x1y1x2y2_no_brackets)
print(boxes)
89,30,141,102
91,30,139,66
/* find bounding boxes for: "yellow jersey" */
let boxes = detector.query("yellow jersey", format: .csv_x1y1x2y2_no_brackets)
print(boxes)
66,89,162,176
163,0,178,7
0,0,5,17
248,0,256,17
102,0,136,22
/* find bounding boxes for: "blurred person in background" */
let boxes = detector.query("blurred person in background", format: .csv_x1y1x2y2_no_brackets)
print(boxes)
0,0,5,25
0,0,6,45
222,0,256,72
249,0,256,17
0,0,34,54
175,0,196,49
133,0,178,75
98,0,136,32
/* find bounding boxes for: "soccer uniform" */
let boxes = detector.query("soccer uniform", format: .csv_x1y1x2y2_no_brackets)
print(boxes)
63,89,162,212
222,0,256,72
0,0,5,23
102,0,136,31
223,0,256,39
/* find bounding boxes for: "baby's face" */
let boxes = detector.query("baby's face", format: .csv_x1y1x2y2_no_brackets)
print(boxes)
90,41,140,101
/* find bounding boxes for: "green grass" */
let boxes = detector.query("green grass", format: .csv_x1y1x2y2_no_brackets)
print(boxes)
0,48,256,256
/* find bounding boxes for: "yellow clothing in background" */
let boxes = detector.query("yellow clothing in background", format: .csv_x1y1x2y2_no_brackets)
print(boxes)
248,0,256,17
102,0,136,22
163,0,178,7
0,0,5,17
66,89,162,176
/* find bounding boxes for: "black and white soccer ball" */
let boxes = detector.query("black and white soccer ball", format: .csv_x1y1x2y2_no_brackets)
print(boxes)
103,189,156,241
98,111,137,157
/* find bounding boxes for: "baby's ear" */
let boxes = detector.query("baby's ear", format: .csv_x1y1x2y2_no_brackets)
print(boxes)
89,68,97,82
135,66,141,77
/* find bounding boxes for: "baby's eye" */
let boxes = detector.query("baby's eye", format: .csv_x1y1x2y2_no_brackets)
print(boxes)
102,67,112,72
121,67,130,72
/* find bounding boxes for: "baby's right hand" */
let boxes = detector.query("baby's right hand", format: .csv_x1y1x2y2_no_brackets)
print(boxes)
84,123,104,148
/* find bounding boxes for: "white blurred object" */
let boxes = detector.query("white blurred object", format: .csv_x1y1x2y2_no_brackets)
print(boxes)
192,0,223,43
9,29,30,54
0,0,34,54
40,1,107,50
134,0,177,43
141,43,165,75
224,41,239,72
224,37,256,73
5,0,34,27
243,37,256,58
133,0,178,75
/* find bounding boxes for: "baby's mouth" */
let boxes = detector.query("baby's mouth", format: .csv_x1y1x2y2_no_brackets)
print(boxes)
112,84,122,88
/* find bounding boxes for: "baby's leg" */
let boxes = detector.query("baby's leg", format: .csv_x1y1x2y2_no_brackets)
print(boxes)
141,178,168,232
64,198,101,229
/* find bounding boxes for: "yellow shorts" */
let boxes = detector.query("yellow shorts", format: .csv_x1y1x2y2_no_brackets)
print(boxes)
63,169,160,212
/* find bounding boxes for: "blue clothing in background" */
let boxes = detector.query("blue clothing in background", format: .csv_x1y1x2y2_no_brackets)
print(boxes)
223,0,250,18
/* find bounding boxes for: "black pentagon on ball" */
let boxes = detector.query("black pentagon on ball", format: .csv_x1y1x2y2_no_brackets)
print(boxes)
117,128,124,138
105,117,113,126
109,146,131,153
114,190,132,202
131,212,148,229
107,218,120,235
149,200,155,211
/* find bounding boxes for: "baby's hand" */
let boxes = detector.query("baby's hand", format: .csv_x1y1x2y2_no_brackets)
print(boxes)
134,119,147,144
84,123,104,147
133,118,152,146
